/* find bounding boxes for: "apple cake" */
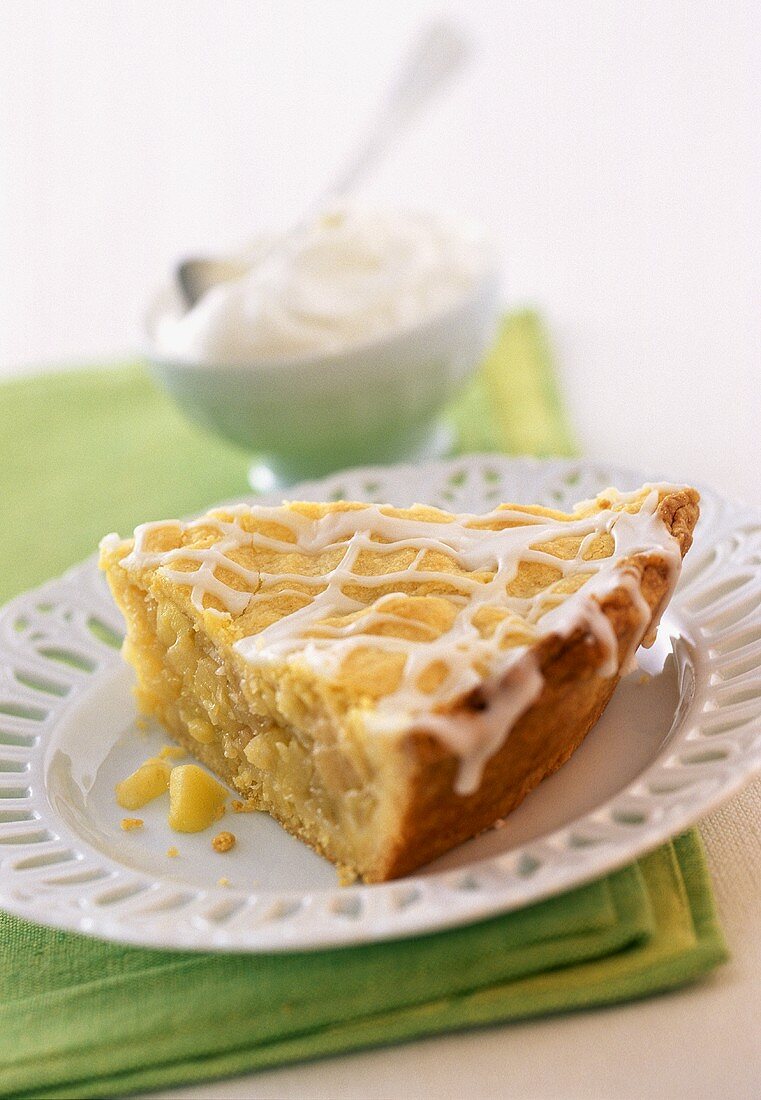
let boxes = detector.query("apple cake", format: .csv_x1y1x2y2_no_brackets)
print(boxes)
99,483,699,882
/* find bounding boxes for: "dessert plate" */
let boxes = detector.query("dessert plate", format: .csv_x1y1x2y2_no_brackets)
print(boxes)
1,455,759,951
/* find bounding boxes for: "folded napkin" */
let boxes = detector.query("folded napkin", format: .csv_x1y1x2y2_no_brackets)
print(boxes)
0,835,726,1099
0,312,726,1098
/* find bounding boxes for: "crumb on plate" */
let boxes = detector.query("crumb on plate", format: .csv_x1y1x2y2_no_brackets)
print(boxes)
120,817,143,831
212,830,236,853
168,764,227,832
115,758,172,810
167,846,179,858
159,744,186,760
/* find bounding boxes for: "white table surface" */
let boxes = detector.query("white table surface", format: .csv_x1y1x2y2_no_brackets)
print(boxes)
2,2,758,1096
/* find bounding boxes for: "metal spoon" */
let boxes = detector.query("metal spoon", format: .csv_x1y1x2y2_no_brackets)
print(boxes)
176,19,471,309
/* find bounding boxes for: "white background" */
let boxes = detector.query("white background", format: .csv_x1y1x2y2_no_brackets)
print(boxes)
1,4,760,1098
1,0,758,501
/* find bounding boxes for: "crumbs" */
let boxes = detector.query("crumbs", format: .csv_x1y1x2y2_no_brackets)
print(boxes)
212,831,236,853
115,758,172,810
159,744,186,760
168,765,227,832
116,748,254,888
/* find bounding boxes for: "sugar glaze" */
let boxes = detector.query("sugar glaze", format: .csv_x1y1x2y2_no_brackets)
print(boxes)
110,486,685,793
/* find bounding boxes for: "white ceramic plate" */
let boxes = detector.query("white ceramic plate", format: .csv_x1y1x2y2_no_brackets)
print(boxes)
1,456,760,951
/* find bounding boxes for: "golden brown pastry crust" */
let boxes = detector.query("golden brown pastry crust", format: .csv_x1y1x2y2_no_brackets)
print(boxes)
100,487,700,883
369,489,699,881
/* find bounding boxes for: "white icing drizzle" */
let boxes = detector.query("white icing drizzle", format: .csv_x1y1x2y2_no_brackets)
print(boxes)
410,659,545,796
112,485,686,794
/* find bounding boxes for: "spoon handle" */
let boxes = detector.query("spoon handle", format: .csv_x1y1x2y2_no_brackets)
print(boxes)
277,20,470,248
177,22,471,307
324,19,471,201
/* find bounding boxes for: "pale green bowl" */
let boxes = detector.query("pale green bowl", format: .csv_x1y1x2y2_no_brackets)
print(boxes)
145,269,500,489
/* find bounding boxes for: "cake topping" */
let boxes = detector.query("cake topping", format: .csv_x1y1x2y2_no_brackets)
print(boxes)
111,486,686,793
150,207,489,364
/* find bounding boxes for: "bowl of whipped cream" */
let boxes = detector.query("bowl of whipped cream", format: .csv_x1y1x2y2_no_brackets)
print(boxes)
145,207,499,487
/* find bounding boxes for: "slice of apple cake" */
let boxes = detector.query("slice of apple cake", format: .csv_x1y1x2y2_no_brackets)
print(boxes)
99,483,698,882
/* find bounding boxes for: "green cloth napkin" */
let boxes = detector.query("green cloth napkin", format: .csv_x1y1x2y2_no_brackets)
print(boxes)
0,312,726,1098
0,837,726,1099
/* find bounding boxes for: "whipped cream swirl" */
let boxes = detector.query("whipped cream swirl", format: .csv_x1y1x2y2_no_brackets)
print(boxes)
153,208,489,364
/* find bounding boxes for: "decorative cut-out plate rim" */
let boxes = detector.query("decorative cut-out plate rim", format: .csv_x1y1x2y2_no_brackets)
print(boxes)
1,454,760,952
